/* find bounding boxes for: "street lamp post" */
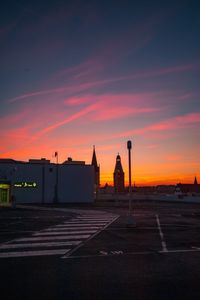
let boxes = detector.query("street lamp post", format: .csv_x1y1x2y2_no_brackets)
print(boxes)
127,140,132,215
126,140,136,227
54,152,59,204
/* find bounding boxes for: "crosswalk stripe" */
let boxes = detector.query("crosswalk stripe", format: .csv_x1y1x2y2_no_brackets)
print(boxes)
0,249,70,258
77,215,116,217
55,224,103,227
44,226,101,231
0,212,118,258
63,221,107,224
33,230,96,236
0,241,81,250
75,218,115,220
16,234,90,242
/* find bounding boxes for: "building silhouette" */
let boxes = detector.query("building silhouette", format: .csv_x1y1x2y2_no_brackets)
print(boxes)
113,153,125,193
176,176,200,194
0,158,94,205
91,146,100,189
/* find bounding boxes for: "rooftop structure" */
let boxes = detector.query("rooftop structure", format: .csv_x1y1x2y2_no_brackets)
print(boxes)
113,153,125,193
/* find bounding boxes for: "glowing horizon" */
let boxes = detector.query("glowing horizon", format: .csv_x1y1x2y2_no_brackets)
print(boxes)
1,1,199,186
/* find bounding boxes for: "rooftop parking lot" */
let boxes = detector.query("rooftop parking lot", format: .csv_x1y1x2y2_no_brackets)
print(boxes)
1,200,200,300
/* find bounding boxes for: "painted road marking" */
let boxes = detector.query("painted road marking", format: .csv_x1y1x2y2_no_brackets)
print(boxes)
16,235,91,242
65,248,200,259
44,226,101,231
62,221,108,224
75,218,116,221
0,241,81,249
0,249,71,258
55,224,104,228
156,214,168,253
191,246,200,250
61,214,119,259
33,230,96,236
0,211,119,259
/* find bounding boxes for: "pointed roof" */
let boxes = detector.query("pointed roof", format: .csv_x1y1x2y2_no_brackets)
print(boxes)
114,153,124,173
194,176,198,185
91,145,98,168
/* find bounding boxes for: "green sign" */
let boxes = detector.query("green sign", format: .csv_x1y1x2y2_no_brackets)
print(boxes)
14,182,37,188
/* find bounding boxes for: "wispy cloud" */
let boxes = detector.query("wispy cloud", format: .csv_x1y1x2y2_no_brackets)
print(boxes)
92,105,160,121
0,108,30,127
7,59,200,105
32,103,99,139
116,112,200,139
149,113,200,131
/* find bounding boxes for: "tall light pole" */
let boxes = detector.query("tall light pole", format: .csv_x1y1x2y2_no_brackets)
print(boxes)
126,140,136,227
54,152,59,204
127,140,132,214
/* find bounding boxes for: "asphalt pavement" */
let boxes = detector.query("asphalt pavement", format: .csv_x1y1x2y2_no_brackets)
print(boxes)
1,201,200,300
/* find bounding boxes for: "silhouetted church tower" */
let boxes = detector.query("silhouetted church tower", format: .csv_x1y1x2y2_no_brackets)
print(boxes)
113,153,125,193
91,146,100,189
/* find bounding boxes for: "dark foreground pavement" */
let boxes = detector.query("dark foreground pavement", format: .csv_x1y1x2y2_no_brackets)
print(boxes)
1,201,200,300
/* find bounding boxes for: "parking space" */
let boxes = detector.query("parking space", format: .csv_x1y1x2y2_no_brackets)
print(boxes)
72,207,200,258
1,202,200,300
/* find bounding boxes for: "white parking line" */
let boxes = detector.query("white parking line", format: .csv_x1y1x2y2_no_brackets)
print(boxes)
159,249,200,254
156,214,168,253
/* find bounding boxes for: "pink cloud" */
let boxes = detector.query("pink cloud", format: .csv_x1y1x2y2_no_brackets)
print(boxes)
0,126,31,154
55,59,103,80
0,109,30,127
93,106,160,121
7,59,200,105
115,112,200,139
32,93,160,138
65,96,92,106
113,61,200,84
7,80,105,103
149,113,200,131
32,103,100,139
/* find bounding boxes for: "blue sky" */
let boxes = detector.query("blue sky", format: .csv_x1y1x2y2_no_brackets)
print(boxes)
1,0,200,185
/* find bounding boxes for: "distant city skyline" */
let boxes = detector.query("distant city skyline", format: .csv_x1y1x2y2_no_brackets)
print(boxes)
1,0,200,186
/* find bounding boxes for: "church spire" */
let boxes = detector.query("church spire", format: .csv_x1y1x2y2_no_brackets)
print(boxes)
91,145,98,169
91,145,100,188
194,176,198,185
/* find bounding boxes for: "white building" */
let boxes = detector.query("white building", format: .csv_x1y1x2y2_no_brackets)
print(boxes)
0,158,94,205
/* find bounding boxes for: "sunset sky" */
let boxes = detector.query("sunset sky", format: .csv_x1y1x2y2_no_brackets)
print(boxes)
1,0,200,186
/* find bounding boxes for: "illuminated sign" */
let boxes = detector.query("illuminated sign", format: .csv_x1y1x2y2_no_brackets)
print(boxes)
14,182,37,188
0,184,10,189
